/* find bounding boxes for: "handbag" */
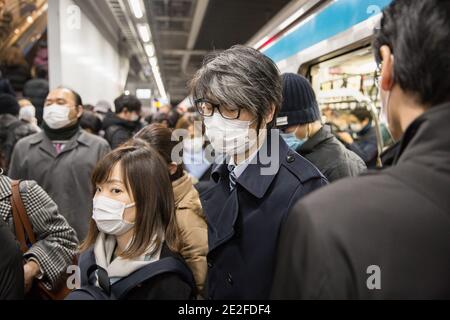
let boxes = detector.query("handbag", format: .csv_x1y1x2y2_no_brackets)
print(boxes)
10,180,76,300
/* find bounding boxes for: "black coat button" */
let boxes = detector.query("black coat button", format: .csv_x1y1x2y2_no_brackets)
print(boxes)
227,273,233,285
208,262,213,268
287,154,295,163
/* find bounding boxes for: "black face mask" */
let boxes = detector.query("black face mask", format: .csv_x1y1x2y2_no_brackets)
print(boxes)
42,120,81,141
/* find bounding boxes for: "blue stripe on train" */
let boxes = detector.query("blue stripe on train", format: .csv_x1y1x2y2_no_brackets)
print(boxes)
263,0,392,63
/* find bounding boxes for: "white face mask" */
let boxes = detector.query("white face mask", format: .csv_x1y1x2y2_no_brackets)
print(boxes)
43,104,72,129
129,113,140,122
184,137,204,154
203,113,258,156
19,105,36,122
92,195,136,236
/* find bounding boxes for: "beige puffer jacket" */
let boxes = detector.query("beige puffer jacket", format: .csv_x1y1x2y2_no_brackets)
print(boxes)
173,172,208,294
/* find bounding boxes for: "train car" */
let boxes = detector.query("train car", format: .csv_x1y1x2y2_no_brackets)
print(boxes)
248,0,394,166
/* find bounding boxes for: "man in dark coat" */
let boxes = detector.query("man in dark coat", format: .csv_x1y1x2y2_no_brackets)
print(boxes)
271,0,450,299
190,45,328,300
103,94,142,149
278,73,366,182
0,218,24,299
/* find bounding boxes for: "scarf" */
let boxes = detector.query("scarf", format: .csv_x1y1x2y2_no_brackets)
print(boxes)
93,233,162,284
42,121,80,141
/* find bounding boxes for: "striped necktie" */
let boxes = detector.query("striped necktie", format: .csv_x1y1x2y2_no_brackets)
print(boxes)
228,165,237,192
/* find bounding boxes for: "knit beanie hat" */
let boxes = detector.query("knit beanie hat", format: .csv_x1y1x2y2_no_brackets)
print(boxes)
0,94,20,116
277,73,321,128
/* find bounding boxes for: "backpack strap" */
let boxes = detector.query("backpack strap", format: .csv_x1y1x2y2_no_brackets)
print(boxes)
112,257,195,299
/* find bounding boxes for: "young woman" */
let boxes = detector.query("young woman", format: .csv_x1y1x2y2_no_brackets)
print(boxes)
133,124,208,296
78,145,195,300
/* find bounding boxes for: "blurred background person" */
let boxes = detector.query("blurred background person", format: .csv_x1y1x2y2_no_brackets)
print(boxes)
18,98,41,133
151,112,170,128
337,108,378,168
0,94,37,172
94,100,112,121
0,0,13,42
82,104,95,112
0,46,31,96
178,113,213,187
103,94,142,149
0,70,15,96
167,108,181,129
23,65,49,125
80,110,103,136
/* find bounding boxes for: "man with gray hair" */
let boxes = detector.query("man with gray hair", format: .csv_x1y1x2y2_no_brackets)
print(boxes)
190,45,327,299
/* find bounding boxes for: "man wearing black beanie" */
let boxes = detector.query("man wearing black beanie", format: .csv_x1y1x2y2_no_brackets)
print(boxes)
277,73,366,182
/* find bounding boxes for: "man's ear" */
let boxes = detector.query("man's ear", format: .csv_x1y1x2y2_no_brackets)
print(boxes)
265,104,276,124
380,45,395,91
76,105,84,118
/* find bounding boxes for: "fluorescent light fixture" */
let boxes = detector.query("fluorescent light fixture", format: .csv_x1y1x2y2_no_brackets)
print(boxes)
137,24,151,42
145,43,155,57
149,56,158,68
136,89,152,99
129,0,144,19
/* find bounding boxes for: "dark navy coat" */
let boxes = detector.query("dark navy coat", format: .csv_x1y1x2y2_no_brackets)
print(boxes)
201,131,328,299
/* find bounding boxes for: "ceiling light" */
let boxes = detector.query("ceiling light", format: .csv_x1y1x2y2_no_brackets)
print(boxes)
149,56,158,68
129,0,144,19
145,43,155,57
137,24,151,43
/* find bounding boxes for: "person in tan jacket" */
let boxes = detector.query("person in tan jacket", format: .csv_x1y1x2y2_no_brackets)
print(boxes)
132,124,208,295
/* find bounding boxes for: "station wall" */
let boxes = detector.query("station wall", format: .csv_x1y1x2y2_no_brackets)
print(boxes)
47,0,129,106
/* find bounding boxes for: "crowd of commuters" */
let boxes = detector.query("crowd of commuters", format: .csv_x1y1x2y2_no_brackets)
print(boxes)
0,0,448,300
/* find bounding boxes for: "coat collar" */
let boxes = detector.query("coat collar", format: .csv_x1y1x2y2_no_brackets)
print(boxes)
28,129,91,158
211,130,287,199
395,102,450,165
299,125,334,154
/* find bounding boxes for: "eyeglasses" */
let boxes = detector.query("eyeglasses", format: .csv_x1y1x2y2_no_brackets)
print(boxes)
194,99,241,120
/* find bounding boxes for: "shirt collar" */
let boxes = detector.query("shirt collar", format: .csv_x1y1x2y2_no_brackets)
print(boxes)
212,130,286,198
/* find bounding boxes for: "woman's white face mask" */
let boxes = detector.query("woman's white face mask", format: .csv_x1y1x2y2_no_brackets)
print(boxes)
19,105,36,122
43,104,72,129
203,113,258,156
92,195,136,236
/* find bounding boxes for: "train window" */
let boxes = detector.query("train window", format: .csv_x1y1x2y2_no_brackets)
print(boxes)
309,47,380,112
